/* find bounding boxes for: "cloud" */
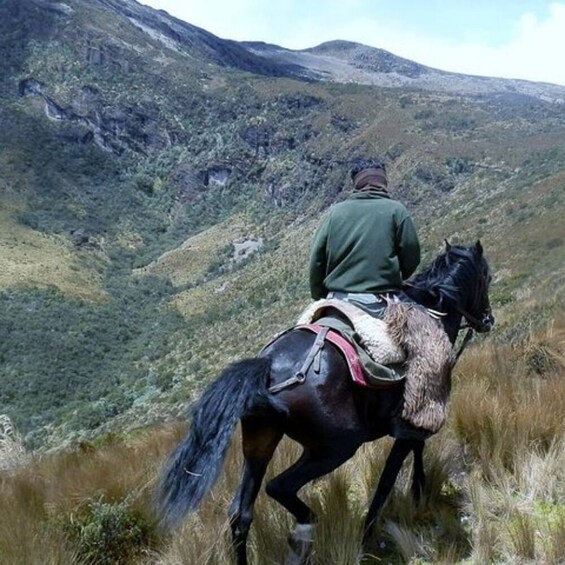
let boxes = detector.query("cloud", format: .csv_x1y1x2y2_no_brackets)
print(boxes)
372,2,565,85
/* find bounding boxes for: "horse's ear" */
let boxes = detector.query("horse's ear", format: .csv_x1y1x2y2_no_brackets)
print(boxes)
444,239,451,251
475,240,483,256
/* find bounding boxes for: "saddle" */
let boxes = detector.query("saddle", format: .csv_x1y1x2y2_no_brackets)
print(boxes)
267,297,454,435
263,323,394,394
296,298,407,386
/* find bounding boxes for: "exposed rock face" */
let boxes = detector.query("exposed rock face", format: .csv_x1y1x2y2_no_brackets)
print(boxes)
18,77,169,153
91,0,302,77
18,78,45,97
232,238,263,262
169,165,207,202
169,165,233,203
83,39,130,72
239,124,274,157
207,168,231,187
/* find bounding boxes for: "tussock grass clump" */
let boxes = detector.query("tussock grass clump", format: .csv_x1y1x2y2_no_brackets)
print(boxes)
63,498,155,565
0,425,183,564
464,441,565,564
523,320,565,376
451,320,565,564
451,323,565,475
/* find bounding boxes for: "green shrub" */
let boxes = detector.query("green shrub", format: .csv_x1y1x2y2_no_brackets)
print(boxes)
64,499,155,565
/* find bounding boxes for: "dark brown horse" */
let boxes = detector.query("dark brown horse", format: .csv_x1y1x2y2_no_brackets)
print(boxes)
157,242,493,564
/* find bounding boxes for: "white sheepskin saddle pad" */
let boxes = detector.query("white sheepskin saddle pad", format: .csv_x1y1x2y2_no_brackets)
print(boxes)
296,298,406,365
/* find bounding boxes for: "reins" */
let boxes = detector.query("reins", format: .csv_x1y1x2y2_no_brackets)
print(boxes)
453,327,474,365
426,305,475,367
456,305,484,331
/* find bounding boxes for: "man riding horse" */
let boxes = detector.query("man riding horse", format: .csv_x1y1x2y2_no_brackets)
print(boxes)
304,160,456,436
157,159,494,565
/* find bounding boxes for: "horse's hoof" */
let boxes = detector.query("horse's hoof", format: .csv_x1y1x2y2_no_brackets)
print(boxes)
285,524,314,565
362,536,386,559
285,544,313,565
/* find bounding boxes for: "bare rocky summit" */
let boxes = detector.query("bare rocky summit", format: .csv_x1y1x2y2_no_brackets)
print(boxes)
243,40,565,103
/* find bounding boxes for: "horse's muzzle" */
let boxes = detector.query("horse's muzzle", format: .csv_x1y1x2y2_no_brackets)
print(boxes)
477,313,495,333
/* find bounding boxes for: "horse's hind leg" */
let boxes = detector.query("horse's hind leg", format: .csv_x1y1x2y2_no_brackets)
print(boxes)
265,442,358,563
229,418,282,565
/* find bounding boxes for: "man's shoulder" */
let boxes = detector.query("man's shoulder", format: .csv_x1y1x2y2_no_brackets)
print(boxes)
335,194,411,216
390,199,410,214
372,196,410,216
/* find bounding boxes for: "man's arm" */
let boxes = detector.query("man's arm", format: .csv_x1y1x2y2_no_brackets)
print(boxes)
309,215,330,299
396,215,421,280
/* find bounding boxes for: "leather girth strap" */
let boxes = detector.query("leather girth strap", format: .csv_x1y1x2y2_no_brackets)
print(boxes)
268,327,329,394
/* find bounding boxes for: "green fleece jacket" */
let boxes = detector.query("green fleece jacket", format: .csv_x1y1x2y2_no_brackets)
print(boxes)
309,192,421,299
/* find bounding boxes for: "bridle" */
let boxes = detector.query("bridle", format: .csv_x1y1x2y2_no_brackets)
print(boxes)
457,305,491,331
458,255,492,330
453,258,493,363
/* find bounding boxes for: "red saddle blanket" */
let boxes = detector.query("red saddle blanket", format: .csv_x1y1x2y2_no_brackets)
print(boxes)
297,323,394,389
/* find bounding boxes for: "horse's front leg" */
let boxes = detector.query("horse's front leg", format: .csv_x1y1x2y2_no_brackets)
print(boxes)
363,438,416,543
411,440,425,504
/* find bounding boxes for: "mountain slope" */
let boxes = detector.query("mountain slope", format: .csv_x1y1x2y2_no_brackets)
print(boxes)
0,0,563,447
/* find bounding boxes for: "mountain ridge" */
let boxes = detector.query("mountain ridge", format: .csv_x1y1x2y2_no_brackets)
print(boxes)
52,0,565,101
243,39,565,102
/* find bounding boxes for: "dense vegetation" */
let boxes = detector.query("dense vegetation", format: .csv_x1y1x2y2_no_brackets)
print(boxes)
0,0,563,450
0,271,184,447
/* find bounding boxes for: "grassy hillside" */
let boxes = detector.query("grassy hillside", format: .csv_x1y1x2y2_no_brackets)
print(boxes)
0,193,103,299
0,0,563,447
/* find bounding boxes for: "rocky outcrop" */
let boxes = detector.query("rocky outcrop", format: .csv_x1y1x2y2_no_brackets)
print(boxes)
232,238,263,262
18,78,170,154
169,164,232,202
239,124,274,158
83,39,131,72
206,167,231,187
92,0,303,77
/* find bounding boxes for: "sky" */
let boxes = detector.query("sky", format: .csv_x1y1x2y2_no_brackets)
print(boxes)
140,0,565,86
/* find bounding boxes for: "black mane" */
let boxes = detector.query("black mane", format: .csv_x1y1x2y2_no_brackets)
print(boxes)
405,245,486,311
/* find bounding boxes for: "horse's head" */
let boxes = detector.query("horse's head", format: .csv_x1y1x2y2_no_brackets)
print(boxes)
406,240,495,337
447,240,494,333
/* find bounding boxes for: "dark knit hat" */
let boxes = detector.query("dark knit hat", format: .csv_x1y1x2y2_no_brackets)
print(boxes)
350,161,388,190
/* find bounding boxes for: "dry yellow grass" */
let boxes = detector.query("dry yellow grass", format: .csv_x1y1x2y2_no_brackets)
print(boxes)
135,215,255,287
0,321,563,564
0,415,29,472
0,197,104,301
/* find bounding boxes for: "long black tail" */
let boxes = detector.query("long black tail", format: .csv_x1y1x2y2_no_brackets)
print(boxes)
157,357,272,528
